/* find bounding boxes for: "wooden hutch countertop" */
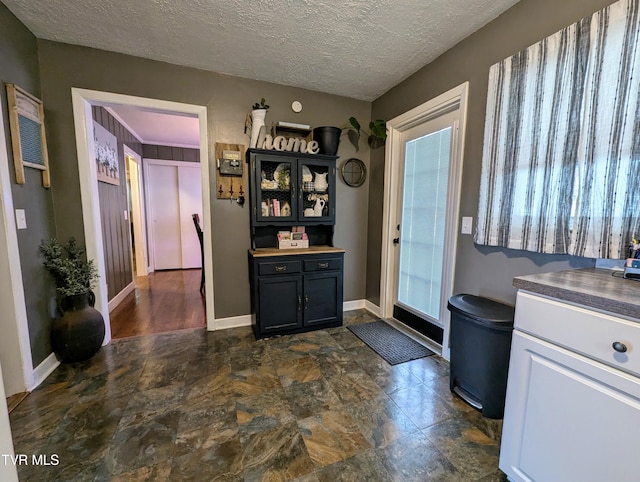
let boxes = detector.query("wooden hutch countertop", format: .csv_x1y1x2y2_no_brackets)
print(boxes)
249,246,345,257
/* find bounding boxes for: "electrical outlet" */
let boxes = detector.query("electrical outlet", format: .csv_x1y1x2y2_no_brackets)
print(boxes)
461,216,473,235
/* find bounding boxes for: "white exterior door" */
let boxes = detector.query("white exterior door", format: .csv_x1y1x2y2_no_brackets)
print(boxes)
145,160,202,270
394,112,457,324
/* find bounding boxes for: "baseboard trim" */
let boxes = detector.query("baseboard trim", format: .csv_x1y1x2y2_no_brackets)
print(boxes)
211,300,381,332
212,314,252,331
30,352,60,390
364,300,381,317
108,281,135,312
343,299,365,311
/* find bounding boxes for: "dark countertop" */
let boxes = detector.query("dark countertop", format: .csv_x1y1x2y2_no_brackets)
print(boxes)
513,268,640,321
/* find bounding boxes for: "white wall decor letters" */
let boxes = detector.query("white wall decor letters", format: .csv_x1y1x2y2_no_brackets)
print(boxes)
256,129,319,154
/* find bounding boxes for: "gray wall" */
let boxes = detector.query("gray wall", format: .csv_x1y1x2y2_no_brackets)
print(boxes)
92,106,142,300
0,3,56,366
367,0,614,306
37,40,371,318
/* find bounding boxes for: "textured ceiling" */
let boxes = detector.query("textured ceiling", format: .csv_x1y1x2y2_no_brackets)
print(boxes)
4,0,520,101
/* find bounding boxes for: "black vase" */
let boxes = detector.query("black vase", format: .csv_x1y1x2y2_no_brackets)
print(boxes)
313,126,341,155
52,292,105,363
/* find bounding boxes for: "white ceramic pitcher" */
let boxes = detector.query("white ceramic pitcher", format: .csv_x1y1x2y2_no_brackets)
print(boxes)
313,171,328,192
313,198,326,217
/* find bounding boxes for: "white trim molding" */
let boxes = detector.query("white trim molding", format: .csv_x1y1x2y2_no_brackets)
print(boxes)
0,95,34,396
71,88,215,336
108,281,136,312
364,300,381,318
343,299,366,311
213,300,373,332
30,352,60,391
104,107,143,143
213,314,252,330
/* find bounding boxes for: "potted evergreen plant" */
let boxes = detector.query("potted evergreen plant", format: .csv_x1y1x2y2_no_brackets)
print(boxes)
40,238,105,362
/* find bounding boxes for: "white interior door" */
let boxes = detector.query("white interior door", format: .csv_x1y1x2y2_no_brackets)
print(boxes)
145,160,202,270
178,165,202,269
147,163,182,270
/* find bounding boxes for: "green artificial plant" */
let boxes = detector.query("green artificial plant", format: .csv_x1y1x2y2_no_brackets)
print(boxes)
342,117,387,151
40,237,99,297
252,97,270,110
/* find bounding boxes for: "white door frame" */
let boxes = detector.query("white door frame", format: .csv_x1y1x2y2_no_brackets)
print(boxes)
71,88,216,336
379,82,469,360
143,158,202,272
0,96,33,396
123,146,148,277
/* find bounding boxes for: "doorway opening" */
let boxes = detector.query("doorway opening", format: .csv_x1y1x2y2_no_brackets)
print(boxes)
71,88,214,345
380,83,469,360
124,148,148,278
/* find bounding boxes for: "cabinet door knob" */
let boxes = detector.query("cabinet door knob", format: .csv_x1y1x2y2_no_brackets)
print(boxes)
612,341,628,353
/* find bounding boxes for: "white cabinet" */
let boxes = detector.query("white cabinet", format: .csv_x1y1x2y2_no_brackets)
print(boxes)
500,293,640,482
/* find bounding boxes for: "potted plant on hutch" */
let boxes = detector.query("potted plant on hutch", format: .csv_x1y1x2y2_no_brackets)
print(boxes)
249,97,270,148
40,237,104,362
342,117,387,151
313,117,387,155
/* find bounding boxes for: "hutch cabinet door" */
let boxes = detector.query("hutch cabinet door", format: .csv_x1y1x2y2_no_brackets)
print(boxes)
303,271,343,326
252,154,297,224
257,275,303,333
298,158,335,223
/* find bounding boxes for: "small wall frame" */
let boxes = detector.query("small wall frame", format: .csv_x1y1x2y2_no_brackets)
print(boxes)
6,84,51,187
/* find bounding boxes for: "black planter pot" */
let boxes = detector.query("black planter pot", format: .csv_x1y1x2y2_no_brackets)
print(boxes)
52,292,105,363
313,126,341,155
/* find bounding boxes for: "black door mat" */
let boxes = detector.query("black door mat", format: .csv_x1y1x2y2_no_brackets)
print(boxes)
348,320,435,365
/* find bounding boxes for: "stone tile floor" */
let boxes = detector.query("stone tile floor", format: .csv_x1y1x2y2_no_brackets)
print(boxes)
10,310,506,481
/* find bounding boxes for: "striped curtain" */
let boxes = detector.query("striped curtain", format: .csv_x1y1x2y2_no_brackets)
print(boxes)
476,0,640,259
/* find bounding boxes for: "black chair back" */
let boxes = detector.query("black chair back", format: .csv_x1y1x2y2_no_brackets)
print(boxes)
192,214,205,294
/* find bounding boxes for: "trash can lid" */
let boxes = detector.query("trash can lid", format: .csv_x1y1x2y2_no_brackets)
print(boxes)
447,294,515,325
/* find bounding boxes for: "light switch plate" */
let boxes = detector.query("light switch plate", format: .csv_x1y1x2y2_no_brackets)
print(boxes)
15,209,27,230
124,210,128,220
461,216,473,235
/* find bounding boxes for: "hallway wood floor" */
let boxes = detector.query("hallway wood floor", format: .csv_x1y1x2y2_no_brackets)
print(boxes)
109,269,206,339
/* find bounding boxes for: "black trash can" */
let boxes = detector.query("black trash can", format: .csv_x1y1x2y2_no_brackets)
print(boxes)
447,294,515,419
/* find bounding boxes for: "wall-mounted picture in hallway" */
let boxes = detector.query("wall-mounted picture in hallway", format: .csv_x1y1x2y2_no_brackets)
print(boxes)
93,121,120,185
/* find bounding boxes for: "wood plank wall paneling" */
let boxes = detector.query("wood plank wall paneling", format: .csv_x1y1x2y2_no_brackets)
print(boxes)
92,106,143,301
142,143,200,163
